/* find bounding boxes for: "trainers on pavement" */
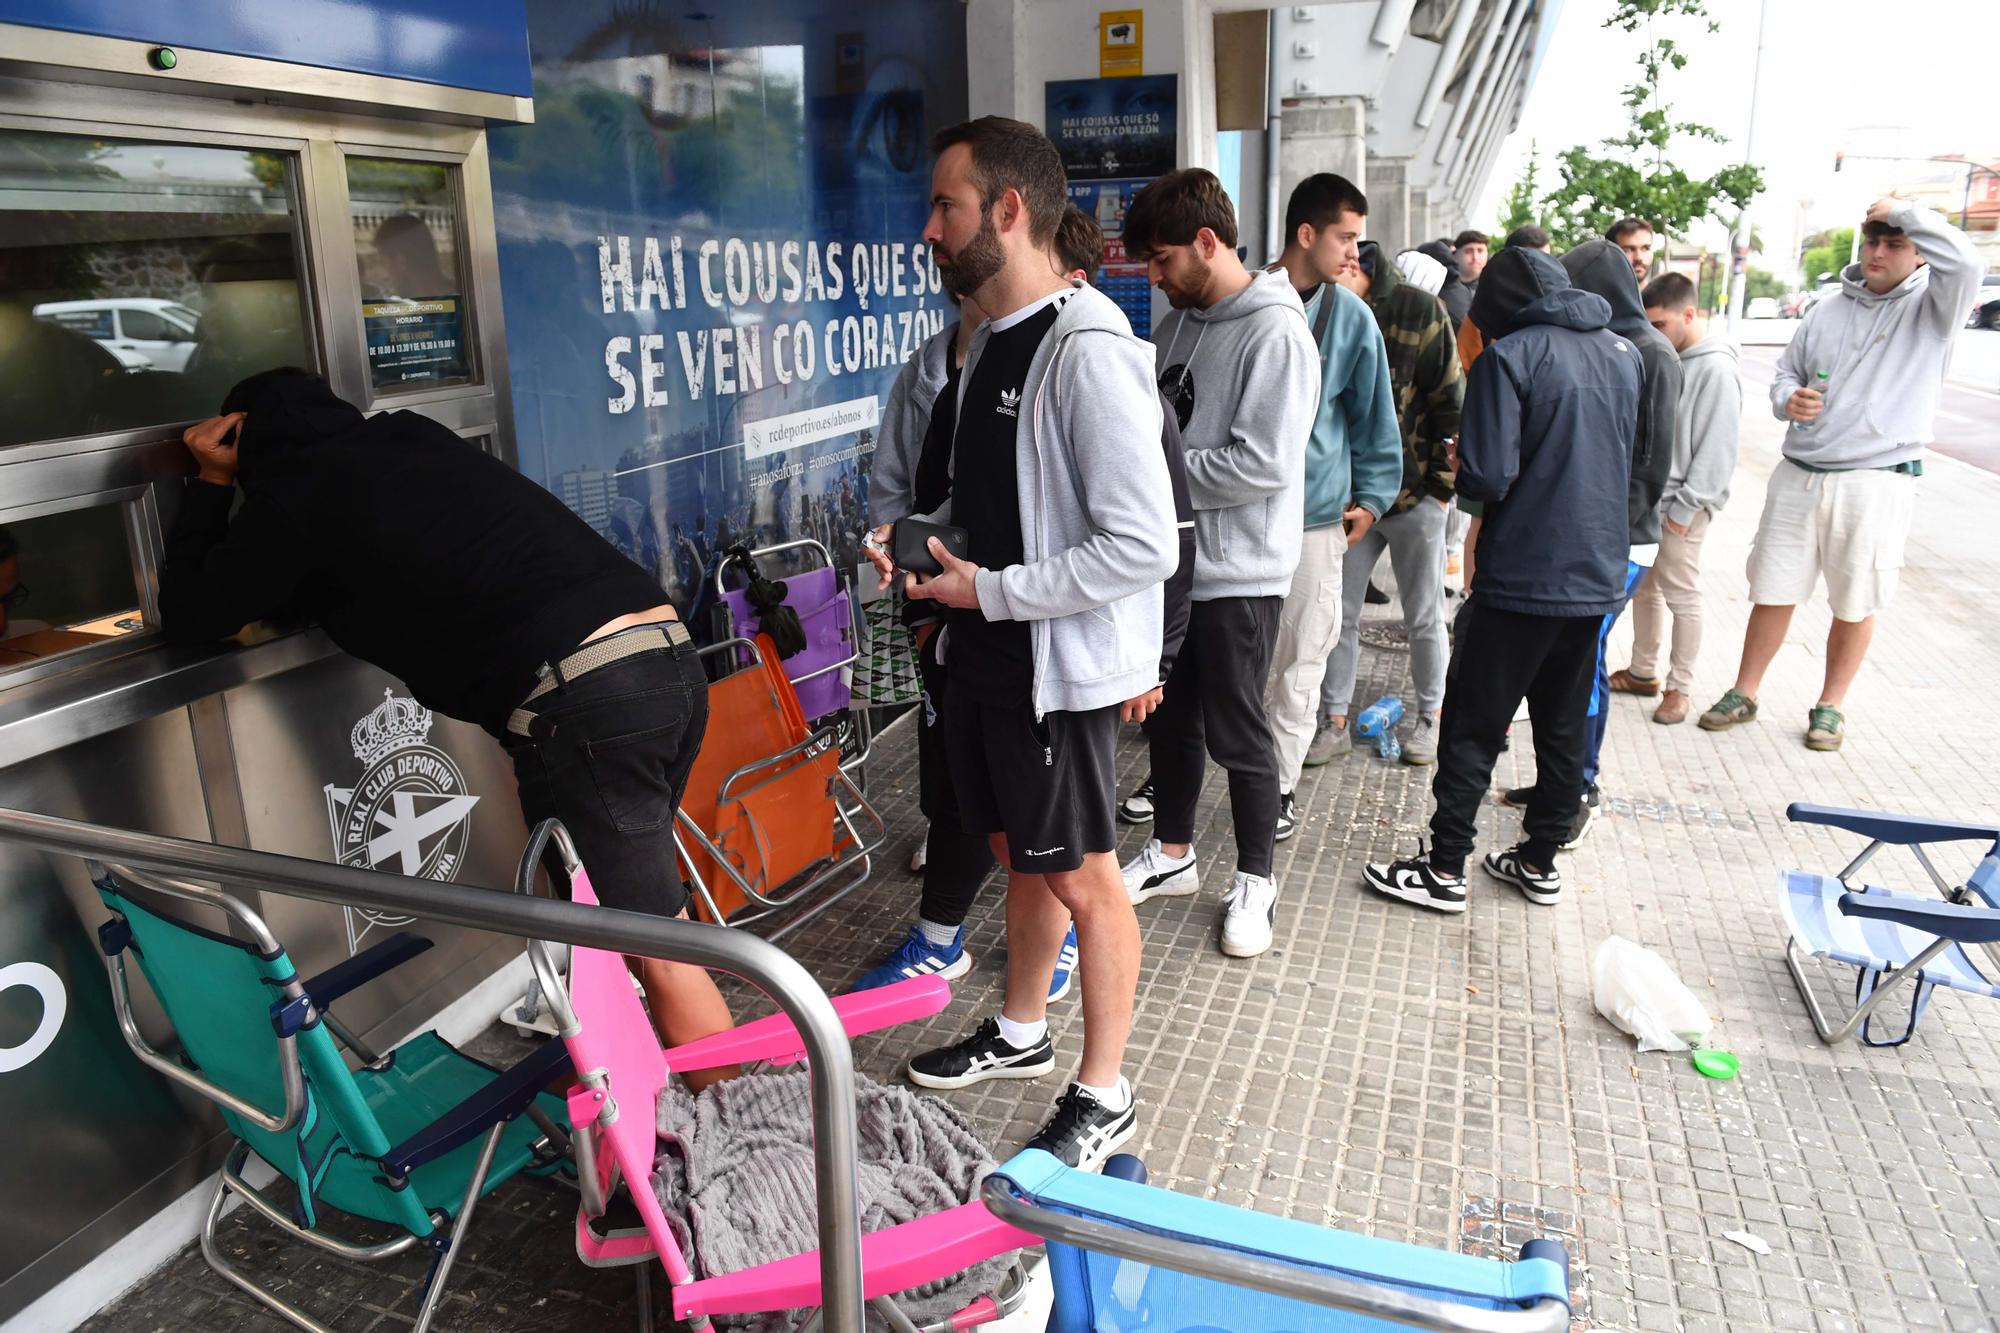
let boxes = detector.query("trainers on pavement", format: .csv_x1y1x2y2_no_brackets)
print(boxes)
1116,778,1155,825
1607,668,1660,697
1274,791,1297,842
1482,845,1561,905
1364,580,1391,605
1304,718,1351,766
1698,688,1758,731
1362,851,1468,914
1560,786,1601,850
1401,714,1440,766
1498,784,1537,809
1220,871,1278,957
907,1017,1056,1091
1122,839,1198,905
1047,924,1078,1003
1806,703,1845,752
908,841,928,874
1653,690,1690,725
854,925,972,992
1025,1084,1137,1171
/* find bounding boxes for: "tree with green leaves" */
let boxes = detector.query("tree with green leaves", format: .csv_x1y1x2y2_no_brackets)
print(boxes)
1494,141,1548,237
1799,227,1854,288
1535,0,1762,252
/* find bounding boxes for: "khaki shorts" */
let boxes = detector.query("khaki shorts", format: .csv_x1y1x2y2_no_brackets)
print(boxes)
1745,459,1918,621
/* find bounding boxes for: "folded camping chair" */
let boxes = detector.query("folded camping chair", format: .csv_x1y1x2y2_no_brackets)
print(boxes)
520,820,1039,1332
91,864,571,1333
675,633,882,929
714,539,859,725
984,1150,1572,1333
1778,802,2000,1047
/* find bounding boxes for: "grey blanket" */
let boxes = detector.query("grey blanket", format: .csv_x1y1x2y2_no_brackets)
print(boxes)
653,1069,1017,1329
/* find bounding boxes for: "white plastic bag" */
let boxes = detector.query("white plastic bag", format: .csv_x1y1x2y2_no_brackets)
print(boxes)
1592,936,1711,1052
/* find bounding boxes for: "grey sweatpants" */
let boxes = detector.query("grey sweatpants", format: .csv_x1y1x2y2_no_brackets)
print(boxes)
1321,498,1451,720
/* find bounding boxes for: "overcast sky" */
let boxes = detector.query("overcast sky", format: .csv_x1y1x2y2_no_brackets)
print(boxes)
1474,0,2000,274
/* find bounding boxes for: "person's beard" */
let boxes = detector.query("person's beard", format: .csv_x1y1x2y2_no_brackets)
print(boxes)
935,208,1006,300
1160,250,1212,309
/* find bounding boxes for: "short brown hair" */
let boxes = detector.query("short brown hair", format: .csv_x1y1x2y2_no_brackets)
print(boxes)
1453,228,1489,250
1123,168,1238,256
1642,271,1696,311
1054,204,1104,279
928,117,1068,247
1606,217,1654,245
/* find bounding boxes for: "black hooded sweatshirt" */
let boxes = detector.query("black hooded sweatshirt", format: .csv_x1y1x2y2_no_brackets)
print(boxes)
1460,249,1643,617
160,369,665,736
1416,240,1471,331
1560,240,1680,548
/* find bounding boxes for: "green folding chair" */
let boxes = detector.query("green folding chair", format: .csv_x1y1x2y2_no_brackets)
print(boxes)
92,863,571,1332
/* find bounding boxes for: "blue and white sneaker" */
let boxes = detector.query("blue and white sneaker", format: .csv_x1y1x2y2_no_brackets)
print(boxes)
1047,924,1079,1002
852,925,973,992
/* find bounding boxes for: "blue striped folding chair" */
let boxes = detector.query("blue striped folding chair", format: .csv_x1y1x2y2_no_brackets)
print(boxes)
1778,803,2000,1047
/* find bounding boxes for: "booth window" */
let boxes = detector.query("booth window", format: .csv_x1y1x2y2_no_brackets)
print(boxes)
0,500,147,672
346,156,472,394
0,129,313,448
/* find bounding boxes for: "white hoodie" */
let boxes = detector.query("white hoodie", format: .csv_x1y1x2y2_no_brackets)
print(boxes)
1772,202,1982,470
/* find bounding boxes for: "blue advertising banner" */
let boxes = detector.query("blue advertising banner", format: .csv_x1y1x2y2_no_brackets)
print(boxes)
1045,74,1176,338
488,2,966,609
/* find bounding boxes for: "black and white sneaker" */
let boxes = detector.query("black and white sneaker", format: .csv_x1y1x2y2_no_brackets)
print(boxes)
1498,783,1537,809
1026,1084,1138,1171
1483,845,1561,905
1274,791,1297,842
1560,786,1601,850
907,1018,1056,1091
1117,778,1156,825
1361,851,1468,914
1121,839,1198,905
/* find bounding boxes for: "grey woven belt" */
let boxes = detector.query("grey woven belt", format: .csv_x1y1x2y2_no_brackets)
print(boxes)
506,619,691,737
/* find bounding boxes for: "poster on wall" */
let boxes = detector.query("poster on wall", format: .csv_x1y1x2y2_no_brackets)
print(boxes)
486,2,967,614
363,297,468,390
1046,74,1176,337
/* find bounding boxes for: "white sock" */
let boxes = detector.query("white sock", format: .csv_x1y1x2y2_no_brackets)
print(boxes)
916,917,959,948
1075,1075,1132,1112
995,1012,1047,1050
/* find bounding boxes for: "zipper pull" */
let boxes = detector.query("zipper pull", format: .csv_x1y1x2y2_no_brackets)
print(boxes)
1044,745,1053,768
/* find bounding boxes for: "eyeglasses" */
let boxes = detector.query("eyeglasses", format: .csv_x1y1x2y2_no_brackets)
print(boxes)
0,582,28,609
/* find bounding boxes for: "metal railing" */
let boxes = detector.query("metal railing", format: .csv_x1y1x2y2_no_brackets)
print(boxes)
0,805,869,1333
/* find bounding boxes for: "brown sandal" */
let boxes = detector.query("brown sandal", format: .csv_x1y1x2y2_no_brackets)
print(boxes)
1607,668,1661,697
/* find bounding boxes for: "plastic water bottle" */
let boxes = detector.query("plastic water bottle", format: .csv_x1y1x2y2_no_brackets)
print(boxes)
1791,368,1829,432
1354,695,1405,761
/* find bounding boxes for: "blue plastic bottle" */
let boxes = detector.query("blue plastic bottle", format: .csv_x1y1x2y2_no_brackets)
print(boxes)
1354,695,1405,761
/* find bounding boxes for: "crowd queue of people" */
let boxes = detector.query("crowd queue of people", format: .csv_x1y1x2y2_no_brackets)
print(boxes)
154,115,1982,1172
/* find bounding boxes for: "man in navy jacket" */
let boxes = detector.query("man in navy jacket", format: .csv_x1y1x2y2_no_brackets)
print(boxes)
1363,248,1642,914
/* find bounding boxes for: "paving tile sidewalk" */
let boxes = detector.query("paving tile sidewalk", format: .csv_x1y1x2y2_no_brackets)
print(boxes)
87,398,2000,1332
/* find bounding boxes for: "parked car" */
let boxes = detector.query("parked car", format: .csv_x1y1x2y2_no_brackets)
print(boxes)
1966,275,2000,331
32,298,201,372
1746,296,1781,319
1780,291,1809,318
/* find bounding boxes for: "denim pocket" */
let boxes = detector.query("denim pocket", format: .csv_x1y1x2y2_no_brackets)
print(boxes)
544,669,702,835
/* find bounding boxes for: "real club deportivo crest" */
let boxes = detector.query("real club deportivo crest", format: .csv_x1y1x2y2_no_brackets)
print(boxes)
324,690,480,951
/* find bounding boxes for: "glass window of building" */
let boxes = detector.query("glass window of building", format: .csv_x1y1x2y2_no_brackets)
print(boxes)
0,502,148,672
0,130,313,448
346,157,472,394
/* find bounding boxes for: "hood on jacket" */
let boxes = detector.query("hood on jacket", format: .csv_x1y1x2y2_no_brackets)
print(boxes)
1681,335,1741,367
222,367,367,481
1469,247,1610,340
1356,240,1402,301
1415,239,1463,290
1185,266,1305,323
1559,239,1655,344
1837,257,1931,307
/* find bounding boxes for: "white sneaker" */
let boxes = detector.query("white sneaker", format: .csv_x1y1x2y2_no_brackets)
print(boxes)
908,842,928,874
1122,839,1198,905
1219,872,1277,957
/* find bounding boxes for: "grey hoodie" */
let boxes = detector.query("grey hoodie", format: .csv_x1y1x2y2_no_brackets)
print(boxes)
1150,268,1322,600
1662,336,1741,528
868,320,955,526
956,282,1179,716
1773,202,1983,470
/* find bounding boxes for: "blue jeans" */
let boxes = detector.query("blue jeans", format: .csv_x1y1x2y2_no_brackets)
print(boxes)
1582,560,1651,789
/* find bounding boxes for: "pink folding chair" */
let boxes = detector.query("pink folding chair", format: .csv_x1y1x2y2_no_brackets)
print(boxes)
521,822,1039,1331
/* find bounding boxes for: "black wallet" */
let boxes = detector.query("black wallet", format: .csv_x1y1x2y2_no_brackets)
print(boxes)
893,518,971,577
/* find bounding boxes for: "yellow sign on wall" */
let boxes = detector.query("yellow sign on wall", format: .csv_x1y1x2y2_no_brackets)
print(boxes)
1100,9,1143,77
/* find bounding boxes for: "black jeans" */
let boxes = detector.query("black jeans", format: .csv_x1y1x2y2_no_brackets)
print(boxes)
1144,595,1283,877
913,628,999,926
503,633,708,917
1429,601,1599,876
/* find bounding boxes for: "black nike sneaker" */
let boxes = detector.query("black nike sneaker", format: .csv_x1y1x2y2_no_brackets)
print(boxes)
1361,850,1468,914
907,1017,1056,1091
1026,1084,1138,1171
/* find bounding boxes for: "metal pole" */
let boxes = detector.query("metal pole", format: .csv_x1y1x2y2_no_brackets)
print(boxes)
1263,8,1284,265
1725,0,1769,330
0,806,868,1333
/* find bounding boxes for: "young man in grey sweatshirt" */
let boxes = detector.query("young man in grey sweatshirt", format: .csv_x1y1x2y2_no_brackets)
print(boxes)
1617,272,1741,725
1699,197,1981,750
1113,168,1323,961
885,117,1178,1170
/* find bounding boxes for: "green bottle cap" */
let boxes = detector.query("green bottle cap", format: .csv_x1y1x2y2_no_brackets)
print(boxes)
1691,1047,1740,1080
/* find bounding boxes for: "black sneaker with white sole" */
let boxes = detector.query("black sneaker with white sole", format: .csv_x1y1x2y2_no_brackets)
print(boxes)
907,1018,1056,1091
1274,791,1296,842
1361,853,1468,914
1482,845,1561,905
1560,786,1600,850
1116,778,1155,825
1499,784,1537,809
1025,1084,1138,1171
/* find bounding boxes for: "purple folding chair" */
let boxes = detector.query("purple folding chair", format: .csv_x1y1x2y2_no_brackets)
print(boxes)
715,539,856,724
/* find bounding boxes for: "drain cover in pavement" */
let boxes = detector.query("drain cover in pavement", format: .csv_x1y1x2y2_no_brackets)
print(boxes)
1359,621,1410,652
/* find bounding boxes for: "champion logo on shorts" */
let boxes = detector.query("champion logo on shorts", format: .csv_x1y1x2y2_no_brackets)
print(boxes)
1023,844,1066,857
996,387,1022,417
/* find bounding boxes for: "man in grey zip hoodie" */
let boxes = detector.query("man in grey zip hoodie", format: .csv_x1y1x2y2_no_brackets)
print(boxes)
1700,197,1981,751
890,117,1177,1170
1112,168,1322,962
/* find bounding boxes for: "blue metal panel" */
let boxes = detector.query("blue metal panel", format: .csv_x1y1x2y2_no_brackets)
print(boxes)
0,0,532,98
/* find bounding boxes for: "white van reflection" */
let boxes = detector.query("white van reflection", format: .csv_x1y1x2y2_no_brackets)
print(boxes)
31,298,200,373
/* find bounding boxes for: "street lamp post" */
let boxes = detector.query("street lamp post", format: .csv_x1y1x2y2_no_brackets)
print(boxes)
1725,0,1770,330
